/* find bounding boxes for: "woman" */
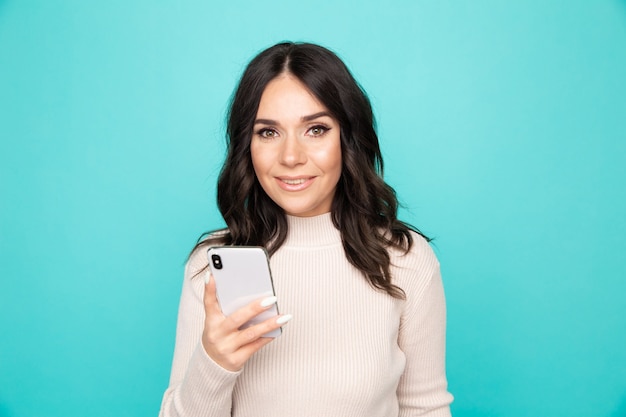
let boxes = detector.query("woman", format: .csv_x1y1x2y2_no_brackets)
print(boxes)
160,42,453,417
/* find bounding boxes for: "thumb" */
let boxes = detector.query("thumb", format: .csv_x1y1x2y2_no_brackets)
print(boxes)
203,271,223,316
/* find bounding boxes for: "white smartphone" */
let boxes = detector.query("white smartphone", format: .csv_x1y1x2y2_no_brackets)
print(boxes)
207,246,281,338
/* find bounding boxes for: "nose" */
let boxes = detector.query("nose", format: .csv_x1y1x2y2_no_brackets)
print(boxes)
278,135,307,167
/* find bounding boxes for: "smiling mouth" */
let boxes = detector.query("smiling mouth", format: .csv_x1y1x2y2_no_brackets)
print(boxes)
280,178,309,185
276,176,315,190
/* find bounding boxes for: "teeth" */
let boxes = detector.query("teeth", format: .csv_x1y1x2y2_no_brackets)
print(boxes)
282,178,307,185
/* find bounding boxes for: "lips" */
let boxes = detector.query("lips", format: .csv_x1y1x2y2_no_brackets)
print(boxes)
275,176,315,191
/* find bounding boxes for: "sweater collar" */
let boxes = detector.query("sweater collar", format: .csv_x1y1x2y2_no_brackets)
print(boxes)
284,212,342,247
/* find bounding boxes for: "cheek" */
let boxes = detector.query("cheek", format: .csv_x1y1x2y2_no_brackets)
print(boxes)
314,143,342,177
250,143,267,175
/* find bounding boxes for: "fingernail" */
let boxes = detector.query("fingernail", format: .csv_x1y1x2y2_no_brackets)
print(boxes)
260,296,277,307
204,271,211,284
276,314,292,325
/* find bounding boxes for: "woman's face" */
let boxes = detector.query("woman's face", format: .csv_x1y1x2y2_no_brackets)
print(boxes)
251,74,342,217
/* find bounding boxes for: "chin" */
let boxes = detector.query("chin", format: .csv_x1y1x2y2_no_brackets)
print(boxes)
282,205,326,217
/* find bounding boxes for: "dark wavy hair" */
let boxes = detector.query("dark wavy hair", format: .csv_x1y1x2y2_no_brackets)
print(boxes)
196,41,428,299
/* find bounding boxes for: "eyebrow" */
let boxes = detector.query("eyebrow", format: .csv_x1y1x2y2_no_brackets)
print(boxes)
254,111,332,125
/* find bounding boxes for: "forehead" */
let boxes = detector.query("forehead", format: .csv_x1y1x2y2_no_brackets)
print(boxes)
256,74,329,119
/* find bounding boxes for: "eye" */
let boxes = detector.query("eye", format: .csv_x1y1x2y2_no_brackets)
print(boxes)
256,128,278,139
307,125,330,137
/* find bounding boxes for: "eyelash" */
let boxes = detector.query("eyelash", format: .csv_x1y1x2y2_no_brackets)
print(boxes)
255,125,331,139
256,128,278,139
307,124,330,137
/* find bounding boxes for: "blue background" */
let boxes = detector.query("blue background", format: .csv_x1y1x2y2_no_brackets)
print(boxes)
1,1,625,416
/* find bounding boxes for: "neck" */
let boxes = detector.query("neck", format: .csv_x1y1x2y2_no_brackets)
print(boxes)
284,212,341,247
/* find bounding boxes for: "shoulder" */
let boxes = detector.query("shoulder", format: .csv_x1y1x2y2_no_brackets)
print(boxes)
389,231,441,299
185,244,210,281
184,229,229,280
390,230,439,272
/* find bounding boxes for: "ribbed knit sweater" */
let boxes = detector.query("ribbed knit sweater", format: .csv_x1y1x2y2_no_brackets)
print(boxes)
160,213,453,416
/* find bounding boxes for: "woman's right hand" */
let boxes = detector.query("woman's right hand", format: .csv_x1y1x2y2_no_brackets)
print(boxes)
201,272,291,372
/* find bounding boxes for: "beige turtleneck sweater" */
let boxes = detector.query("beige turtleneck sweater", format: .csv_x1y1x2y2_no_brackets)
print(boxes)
160,213,453,416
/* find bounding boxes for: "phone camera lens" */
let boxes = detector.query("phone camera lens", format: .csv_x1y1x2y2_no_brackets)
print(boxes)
211,254,223,270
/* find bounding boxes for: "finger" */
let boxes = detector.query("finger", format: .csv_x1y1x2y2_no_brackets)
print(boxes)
222,295,279,332
235,314,293,346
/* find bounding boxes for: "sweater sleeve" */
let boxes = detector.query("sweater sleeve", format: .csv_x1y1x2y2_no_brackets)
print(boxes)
159,248,241,417
396,241,454,416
